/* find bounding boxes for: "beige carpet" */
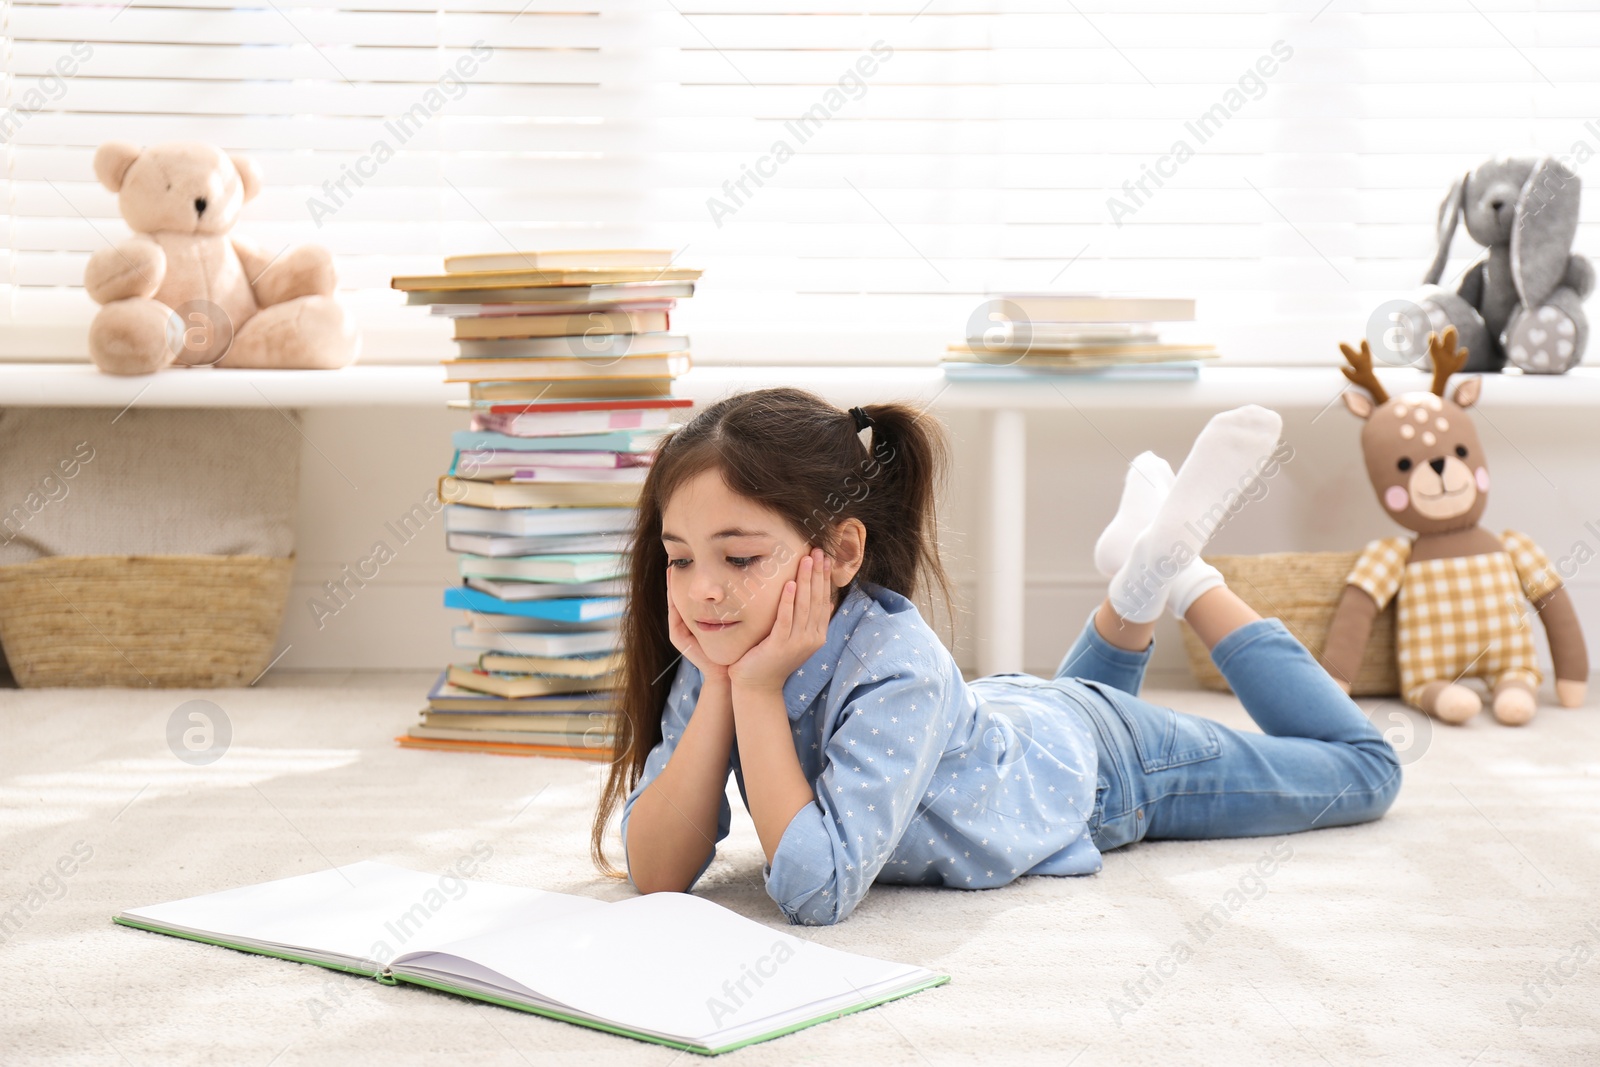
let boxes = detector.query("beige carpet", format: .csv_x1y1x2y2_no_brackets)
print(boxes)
2,669,1597,1066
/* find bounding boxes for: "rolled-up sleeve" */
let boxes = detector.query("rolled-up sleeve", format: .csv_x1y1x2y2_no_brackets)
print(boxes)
619,661,731,894
761,650,954,926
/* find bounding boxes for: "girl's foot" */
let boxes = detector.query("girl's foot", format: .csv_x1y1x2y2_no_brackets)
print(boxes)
1094,450,1227,623
1108,405,1284,624
1093,451,1175,576
1094,451,1228,627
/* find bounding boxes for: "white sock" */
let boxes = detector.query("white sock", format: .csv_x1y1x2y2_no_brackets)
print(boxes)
1165,558,1226,620
1093,451,1176,577
1108,404,1283,624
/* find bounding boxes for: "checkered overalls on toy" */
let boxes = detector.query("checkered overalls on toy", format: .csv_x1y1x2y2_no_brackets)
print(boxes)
1344,530,1563,707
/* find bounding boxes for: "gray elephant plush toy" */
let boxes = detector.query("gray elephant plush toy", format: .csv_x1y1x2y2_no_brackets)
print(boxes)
1415,156,1593,374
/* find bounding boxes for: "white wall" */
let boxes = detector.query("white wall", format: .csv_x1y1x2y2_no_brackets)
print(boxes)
277,398,1600,687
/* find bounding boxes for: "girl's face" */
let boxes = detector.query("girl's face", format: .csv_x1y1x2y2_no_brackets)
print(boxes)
660,468,829,667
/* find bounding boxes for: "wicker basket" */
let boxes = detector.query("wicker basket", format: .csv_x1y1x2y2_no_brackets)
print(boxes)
1177,550,1399,696
0,554,294,688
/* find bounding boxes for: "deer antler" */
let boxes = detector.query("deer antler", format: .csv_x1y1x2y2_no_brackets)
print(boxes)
1338,338,1389,405
1427,326,1468,397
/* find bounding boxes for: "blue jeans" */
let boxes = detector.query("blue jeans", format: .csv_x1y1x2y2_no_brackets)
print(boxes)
1052,606,1402,852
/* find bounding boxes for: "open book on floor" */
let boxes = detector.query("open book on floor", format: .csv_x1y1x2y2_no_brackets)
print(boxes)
114,861,948,1056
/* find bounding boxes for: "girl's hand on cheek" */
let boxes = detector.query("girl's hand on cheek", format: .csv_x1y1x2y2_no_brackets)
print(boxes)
728,548,832,695
666,587,730,687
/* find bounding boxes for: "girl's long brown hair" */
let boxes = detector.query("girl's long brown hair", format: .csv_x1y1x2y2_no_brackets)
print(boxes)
589,387,954,879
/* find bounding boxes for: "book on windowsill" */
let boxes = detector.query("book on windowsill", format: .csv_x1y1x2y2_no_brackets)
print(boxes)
114,861,949,1054
987,293,1196,322
940,359,1211,381
944,342,1216,361
951,292,1210,375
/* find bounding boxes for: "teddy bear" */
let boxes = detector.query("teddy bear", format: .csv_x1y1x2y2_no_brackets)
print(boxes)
1412,156,1593,374
1318,327,1588,726
84,140,360,375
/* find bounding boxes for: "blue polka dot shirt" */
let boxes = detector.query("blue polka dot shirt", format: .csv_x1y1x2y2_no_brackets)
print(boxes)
620,579,1103,926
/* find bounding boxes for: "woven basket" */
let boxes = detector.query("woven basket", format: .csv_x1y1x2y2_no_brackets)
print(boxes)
0,554,294,688
1177,550,1399,696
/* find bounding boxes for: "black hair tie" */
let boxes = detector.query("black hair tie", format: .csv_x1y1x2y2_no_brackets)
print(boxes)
848,405,873,432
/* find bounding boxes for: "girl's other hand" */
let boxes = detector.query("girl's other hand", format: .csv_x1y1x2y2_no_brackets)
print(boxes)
729,548,832,695
667,591,730,687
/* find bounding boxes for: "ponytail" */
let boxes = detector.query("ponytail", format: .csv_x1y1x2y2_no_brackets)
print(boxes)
843,401,955,634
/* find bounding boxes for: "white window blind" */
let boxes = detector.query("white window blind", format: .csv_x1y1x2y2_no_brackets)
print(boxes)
3,1,1598,367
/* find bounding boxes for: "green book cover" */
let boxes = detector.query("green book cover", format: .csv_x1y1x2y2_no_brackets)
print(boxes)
114,861,949,1055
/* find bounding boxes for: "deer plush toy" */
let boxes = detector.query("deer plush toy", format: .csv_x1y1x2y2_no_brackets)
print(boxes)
1318,327,1588,725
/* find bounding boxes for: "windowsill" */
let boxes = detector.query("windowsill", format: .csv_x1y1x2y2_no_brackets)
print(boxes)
2,361,1598,409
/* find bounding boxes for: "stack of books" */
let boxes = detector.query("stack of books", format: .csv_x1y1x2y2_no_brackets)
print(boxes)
390,249,700,759
943,294,1217,379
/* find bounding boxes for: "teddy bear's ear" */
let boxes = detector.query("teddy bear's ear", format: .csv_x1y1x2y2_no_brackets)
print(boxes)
230,154,262,203
93,141,142,193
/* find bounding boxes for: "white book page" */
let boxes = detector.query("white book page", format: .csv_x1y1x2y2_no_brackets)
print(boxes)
121,861,606,971
398,892,928,1042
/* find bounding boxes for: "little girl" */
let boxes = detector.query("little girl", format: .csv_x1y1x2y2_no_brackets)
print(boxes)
591,388,1401,927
